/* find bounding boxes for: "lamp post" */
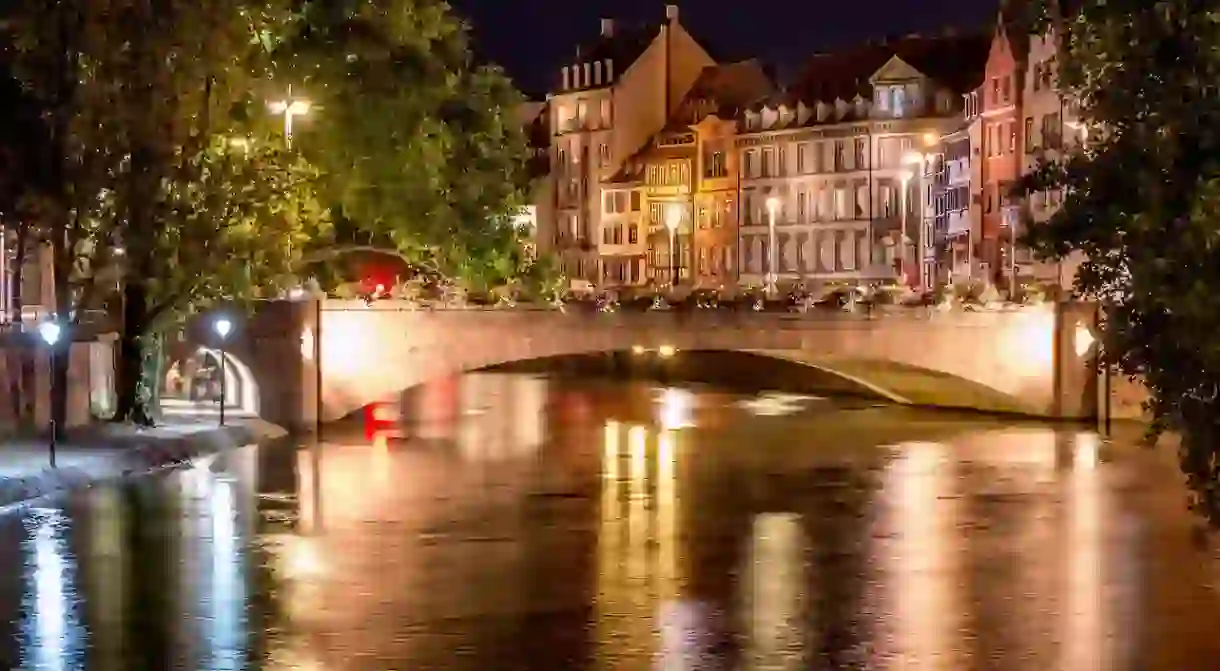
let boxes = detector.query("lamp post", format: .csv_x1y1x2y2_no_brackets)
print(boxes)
214,317,233,426
901,150,927,290
765,196,779,298
664,205,680,291
37,320,61,467
899,168,914,287
268,86,311,147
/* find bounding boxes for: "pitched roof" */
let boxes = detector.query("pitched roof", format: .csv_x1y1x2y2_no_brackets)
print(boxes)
554,23,657,93
787,33,990,106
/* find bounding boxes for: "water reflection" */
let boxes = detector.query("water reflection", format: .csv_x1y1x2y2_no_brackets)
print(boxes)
20,507,83,671
0,375,1212,669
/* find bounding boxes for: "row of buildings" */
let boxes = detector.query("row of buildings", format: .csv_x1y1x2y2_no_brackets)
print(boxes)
521,4,1085,294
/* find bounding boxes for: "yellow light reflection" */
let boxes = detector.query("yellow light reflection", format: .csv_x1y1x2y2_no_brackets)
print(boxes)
658,388,695,430
297,449,315,534
747,513,805,666
371,433,391,487
657,430,677,600
627,425,648,578
888,441,958,666
604,421,620,482
1063,432,1103,669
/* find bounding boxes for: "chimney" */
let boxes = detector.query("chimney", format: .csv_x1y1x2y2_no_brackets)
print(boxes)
600,18,614,37
561,66,570,90
665,4,679,21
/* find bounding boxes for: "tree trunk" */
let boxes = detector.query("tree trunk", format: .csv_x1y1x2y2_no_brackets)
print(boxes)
7,228,25,426
111,282,155,426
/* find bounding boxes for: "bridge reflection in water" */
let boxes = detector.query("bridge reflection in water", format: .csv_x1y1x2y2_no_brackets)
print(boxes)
1,373,1219,669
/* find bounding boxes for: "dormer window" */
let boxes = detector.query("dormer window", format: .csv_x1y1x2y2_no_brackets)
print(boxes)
893,87,906,117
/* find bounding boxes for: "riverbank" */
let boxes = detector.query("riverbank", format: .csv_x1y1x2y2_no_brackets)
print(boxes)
0,417,286,510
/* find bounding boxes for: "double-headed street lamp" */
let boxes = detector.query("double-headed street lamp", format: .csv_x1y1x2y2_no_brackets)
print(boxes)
268,86,312,147
664,205,681,290
765,196,780,298
214,317,233,426
37,319,62,467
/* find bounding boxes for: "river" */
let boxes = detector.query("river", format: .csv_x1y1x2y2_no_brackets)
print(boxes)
1,372,1219,670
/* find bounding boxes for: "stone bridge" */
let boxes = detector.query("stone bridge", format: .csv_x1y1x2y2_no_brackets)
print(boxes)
185,300,1101,431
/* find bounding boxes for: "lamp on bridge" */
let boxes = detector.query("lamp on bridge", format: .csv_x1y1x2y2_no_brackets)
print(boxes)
214,317,234,426
37,319,62,468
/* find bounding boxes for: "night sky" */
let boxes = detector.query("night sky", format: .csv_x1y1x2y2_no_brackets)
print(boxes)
448,0,1001,98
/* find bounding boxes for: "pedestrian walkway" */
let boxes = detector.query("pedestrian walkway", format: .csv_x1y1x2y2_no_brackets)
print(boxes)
0,414,283,510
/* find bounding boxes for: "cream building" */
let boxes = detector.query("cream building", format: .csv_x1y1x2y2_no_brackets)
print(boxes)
539,5,714,285
734,36,989,290
1021,28,1084,291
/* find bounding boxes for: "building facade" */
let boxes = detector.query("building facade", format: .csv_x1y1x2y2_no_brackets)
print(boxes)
538,6,714,286
733,36,987,291
978,19,1027,293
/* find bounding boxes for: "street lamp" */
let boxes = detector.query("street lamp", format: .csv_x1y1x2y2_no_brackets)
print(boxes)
664,205,681,291
901,151,927,290
213,317,233,426
37,320,61,467
765,195,780,298
268,87,312,147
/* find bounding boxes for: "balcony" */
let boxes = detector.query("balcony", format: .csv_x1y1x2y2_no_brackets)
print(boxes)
947,209,971,236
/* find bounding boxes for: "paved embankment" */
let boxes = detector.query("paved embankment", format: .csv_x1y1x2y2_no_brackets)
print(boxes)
0,418,286,509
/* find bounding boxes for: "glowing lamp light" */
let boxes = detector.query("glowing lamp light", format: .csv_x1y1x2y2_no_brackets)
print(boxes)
214,317,233,340
631,345,646,355
37,321,61,346
658,345,677,358
1074,323,1097,357
899,168,914,183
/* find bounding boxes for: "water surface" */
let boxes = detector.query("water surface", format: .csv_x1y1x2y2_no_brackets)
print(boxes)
2,373,1219,670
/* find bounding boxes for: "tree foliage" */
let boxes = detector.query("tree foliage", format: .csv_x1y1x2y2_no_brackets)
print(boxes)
275,0,533,288
1020,1,1220,521
6,0,329,424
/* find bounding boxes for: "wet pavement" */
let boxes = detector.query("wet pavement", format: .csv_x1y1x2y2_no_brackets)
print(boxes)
1,373,1219,670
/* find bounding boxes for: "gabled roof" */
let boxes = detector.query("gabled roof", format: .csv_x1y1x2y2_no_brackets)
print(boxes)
555,23,657,93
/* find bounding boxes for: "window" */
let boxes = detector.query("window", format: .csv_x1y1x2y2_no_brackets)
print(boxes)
705,149,727,178
797,143,808,173
628,224,638,244
777,146,787,176
854,138,867,170
576,100,588,127
1024,117,1035,153
743,150,757,178
991,78,1000,105
797,190,807,223
833,141,845,171
1002,76,1011,103
604,192,614,214
892,86,906,117
601,99,613,127
761,147,774,177
1043,113,1062,149
1032,64,1042,92
649,203,664,227
630,191,641,211
834,187,848,220
599,143,610,167
1008,122,1017,153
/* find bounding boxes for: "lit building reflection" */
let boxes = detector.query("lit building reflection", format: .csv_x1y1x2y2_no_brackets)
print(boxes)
883,441,959,667
20,507,84,671
84,488,125,671
458,373,546,462
1063,432,1105,669
596,420,689,667
745,512,806,670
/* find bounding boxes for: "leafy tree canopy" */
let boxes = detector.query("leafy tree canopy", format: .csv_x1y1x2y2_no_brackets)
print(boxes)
1021,0,1220,520
273,0,533,288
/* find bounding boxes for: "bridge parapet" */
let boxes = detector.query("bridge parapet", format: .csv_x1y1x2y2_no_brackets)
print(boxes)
203,299,1100,430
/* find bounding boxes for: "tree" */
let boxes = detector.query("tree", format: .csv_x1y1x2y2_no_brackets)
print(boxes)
1020,1,1220,521
275,0,533,289
8,0,328,425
